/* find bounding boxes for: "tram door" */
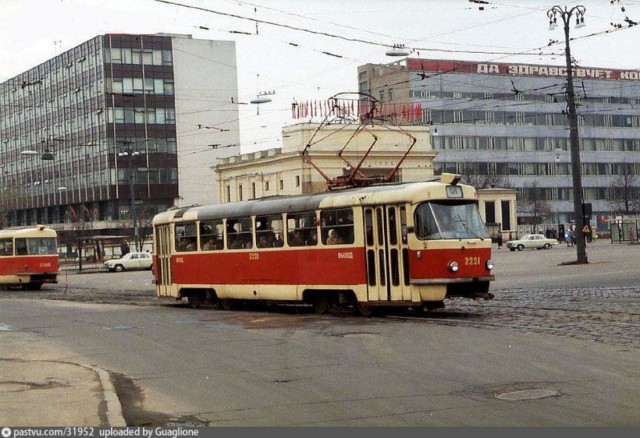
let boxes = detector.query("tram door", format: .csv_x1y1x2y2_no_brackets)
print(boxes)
364,205,411,303
155,224,174,297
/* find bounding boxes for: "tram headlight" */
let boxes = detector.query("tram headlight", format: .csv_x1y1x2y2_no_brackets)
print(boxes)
486,259,495,270
448,261,459,273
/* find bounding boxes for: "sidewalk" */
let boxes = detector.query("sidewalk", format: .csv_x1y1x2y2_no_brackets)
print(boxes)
0,329,126,426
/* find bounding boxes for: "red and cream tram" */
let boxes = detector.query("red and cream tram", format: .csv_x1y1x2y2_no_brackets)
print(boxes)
152,173,494,314
0,225,59,290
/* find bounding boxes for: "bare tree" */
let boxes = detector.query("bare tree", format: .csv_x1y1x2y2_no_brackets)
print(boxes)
458,163,511,189
519,181,552,228
0,188,18,229
610,164,640,214
135,205,156,251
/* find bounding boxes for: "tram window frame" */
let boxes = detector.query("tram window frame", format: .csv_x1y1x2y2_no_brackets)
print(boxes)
286,211,318,247
0,238,13,256
226,217,253,250
320,208,354,245
175,222,198,252
200,220,224,251
256,214,283,248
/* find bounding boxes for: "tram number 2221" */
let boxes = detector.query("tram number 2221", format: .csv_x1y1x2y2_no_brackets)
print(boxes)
464,256,481,266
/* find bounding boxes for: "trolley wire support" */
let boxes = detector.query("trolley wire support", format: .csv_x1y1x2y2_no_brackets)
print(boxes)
301,91,417,190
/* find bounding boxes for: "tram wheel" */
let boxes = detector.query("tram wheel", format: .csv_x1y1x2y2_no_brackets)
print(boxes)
425,301,445,311
187,293,201,309
312,296,330,314
356,303,376,317
220,299,235,311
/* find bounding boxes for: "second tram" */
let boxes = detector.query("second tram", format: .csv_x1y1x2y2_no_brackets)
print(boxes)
152,174,495,314
0,225,60,290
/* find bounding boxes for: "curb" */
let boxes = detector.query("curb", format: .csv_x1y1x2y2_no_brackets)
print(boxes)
86,365,127,427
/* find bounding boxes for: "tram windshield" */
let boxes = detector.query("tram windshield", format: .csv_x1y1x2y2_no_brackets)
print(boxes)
414,201,489,240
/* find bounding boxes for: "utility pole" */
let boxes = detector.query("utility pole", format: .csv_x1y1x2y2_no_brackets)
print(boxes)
547,5,588,264
118,145,140,252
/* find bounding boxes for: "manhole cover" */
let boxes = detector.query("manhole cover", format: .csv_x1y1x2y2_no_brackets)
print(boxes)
496,389,559,401
0,383,31,392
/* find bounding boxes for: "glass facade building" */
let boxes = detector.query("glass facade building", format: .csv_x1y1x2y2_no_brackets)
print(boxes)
358,58,640,229
1,34,240,242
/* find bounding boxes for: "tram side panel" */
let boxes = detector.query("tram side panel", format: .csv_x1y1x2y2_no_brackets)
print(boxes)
168,246,367,301
0,254,59,287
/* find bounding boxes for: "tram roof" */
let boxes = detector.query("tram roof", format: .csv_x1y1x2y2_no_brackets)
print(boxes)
0,225,57,238
153,178,474,225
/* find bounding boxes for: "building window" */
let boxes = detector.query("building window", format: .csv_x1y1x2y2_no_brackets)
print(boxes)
295,175,300,187
279,179,284,190
238,184,243,201
251,182,256,199
226,185,231,202
501,201,511,230
485,201,496,223
162,50,173,66
265,181,270,191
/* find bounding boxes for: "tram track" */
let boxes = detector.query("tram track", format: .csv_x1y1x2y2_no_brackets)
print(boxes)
3,279,639,349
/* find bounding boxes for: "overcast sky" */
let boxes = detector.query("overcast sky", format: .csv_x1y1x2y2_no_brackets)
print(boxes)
1,0,639,152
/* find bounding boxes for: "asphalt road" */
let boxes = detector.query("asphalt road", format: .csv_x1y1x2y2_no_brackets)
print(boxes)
1,238,639,426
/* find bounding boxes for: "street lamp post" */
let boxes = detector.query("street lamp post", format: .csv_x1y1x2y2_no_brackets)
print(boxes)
118,146,140,251
547,5,588,264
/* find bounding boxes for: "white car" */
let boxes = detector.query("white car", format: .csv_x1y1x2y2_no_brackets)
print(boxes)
103,252,153,272
506,234,559,251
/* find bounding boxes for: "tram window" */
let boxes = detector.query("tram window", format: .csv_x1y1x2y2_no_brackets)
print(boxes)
400,206,408,244
365,209,374,246
375,209,384,245
388,207,398,245
0,238,13,256
320,208,354,245
414,201,489,240
378,249,386,286
366,249,376,286
390,248,400,286
175,222,197,252
286,211,317,247
26,238,57,255
200,220,223,251
226,217,253,249
15,239,28,255
256,214,283,248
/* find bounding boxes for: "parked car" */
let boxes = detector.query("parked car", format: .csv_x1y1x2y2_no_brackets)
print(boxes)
103,252,153,272
505,234,559,251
